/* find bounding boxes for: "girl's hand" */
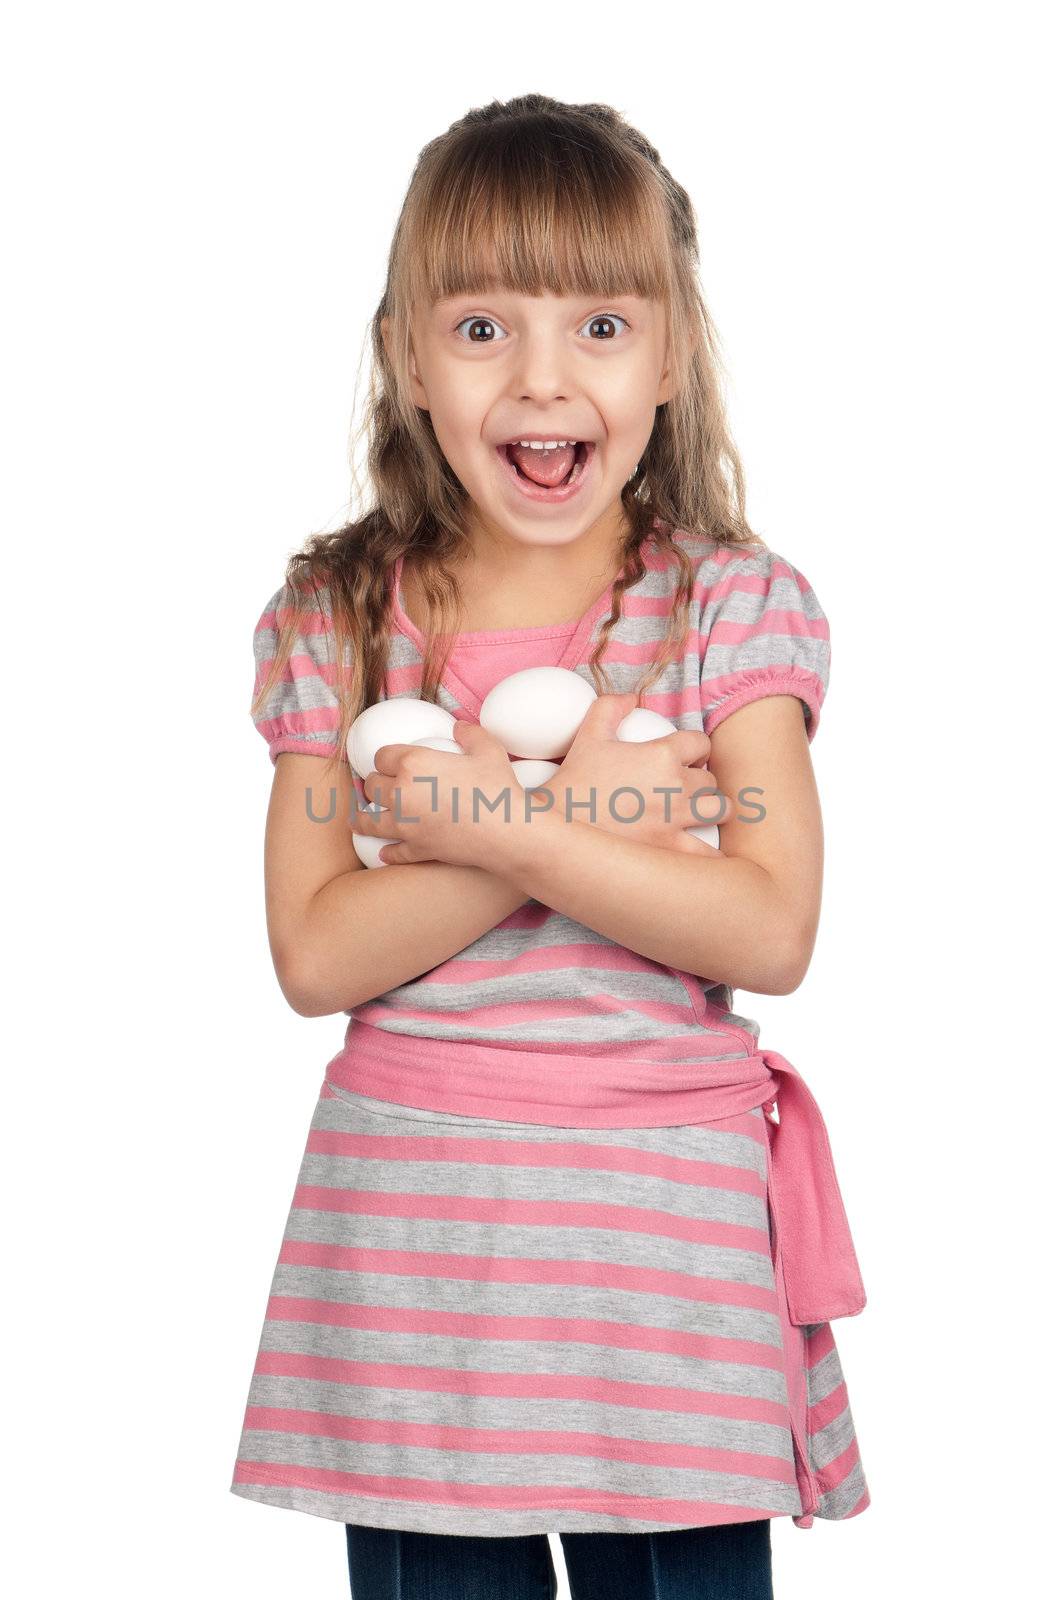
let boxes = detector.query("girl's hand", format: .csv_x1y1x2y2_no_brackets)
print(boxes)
542,693,733,854
356,720,528,868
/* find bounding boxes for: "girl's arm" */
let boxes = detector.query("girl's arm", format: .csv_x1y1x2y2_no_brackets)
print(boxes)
264,752,529,1017
477,693,824,997
263,693,819,1014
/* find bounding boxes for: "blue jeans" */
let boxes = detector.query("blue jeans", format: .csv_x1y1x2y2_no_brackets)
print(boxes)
345,1519,773,1599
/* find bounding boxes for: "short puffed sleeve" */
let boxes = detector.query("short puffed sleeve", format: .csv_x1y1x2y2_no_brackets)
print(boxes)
250,581,341,763
698,544,831,742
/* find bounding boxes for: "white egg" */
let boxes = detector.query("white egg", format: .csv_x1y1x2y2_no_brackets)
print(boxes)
480,667,597,760
616,707,676,742
615,707,721,849
351,800,398,870
510,758,561,789
346,699,457,778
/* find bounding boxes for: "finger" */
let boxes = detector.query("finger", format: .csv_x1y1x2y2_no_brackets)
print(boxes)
455,719,514,765
352,809,383,835
451,719,502,754
668,729,714,766
381,845,442,865
381,839,438,865
353,796,396,833
371,741,419,775
686,777,733,827
569,691,637,745
359,773,394,810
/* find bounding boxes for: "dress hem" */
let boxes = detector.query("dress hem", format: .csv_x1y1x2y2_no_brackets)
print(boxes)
230,1476,814,1537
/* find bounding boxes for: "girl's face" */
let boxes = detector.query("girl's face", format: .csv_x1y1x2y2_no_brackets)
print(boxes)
388,291,677,554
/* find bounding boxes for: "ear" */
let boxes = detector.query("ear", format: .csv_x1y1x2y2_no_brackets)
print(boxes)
656,366,676,406
656,325,695,406
380,314,430,411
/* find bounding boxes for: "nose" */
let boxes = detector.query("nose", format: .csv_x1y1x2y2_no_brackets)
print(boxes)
513,324,572,404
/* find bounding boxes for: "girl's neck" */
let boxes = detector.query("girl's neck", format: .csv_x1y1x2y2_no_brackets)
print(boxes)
404,515,631,634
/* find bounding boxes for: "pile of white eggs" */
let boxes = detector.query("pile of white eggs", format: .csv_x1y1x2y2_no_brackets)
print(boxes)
346,665,720,868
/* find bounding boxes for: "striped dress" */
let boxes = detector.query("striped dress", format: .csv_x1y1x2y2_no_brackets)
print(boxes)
230,531,869,1536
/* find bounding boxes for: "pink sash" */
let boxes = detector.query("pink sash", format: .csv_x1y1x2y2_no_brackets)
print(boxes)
326,1021,866,1326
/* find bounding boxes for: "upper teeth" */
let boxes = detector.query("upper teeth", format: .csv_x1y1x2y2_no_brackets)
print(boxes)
513,438,580,449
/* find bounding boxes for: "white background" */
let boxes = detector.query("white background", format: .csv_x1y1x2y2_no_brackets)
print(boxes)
3,3,1059,1596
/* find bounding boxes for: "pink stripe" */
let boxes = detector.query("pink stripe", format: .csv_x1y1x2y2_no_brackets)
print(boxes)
808,1381,850,1435
257,705,340,740
693,555,813,607
604,589,689,619
419,943,683,979
804,1324,837,1366
268,737,339,761
353,994,713,1030
265,1293,783,1368
280,1238,779,1312
252,1348,791,1422
257,605,331,635
388,662,431,694
293,1184,771,1258
307,1127,766,1195
639,686,709,719
233,1458,787,1523
334,1028,756,1070
343,1026,750,1068
255,650,340,687
240,1406,795,1481
813,1435,860,1492
707,609,827,646
585,636,697,667
702,670,823,739
701,667,823,708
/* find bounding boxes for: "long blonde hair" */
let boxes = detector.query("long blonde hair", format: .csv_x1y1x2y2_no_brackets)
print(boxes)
252,93,764,779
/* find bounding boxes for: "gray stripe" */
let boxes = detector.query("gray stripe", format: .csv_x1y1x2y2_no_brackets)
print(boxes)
806,1346,845,1408
380,965,716,1009
816,1458,867,1520
286,1209,777,1294
318,1090,769,1178
237,1428,803,1514
257,1319,791,1404
271,1261,783,1349
808,1405,856,1471
360,1013,743,1049
245,1372,794,1457
387,632,423,670
231,1481,801,1535
297,1151,768,1232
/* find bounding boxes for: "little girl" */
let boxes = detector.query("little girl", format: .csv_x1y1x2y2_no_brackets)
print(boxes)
230,94,869,1600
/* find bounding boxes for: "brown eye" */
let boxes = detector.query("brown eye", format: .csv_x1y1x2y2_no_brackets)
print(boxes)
456,316,506,343
579,313,630,340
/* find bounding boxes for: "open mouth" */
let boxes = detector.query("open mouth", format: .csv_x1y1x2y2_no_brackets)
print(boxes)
494,440,595,504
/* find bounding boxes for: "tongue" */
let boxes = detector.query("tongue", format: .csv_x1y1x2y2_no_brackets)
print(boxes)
508,441,576,487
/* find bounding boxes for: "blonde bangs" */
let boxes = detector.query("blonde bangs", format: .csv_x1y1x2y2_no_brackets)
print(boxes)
404,132,676,309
